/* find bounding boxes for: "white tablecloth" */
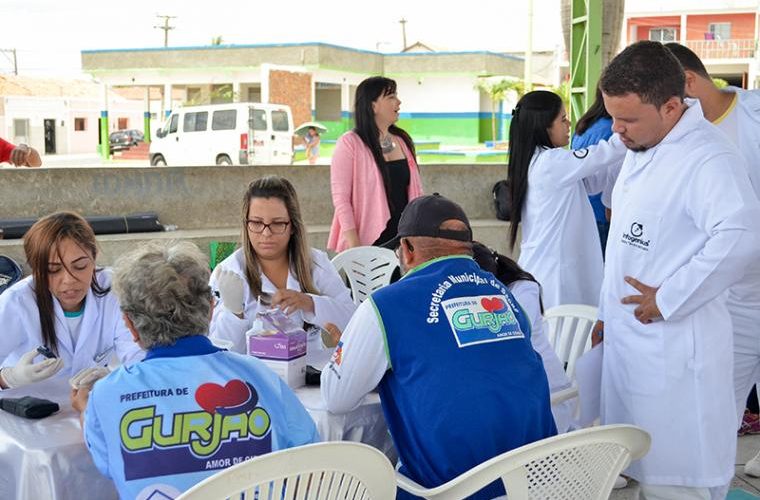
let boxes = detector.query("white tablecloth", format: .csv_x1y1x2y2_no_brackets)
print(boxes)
0,381,393,500
0,380,118,500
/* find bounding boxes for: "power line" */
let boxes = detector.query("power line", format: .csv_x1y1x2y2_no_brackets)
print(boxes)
153,14,177,48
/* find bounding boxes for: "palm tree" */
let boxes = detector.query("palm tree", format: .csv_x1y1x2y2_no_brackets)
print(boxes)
476,78,526,141
211,36,224,46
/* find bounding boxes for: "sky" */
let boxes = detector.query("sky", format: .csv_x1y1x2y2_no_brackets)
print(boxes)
0,0,564,77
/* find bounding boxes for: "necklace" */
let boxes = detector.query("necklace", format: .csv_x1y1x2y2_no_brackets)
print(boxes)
380,134,396,154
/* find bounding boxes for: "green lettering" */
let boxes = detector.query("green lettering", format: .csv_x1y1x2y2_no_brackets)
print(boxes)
153,413,183,447
452,310,473,330
190,413,222,457
120,406,155,451
220,413,249,441
248,408,271,437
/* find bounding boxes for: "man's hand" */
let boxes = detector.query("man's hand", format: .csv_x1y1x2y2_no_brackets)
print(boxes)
10,144,41,167
322,322,342,348
621,276,662,324
272,289,315,315
591,320,604,347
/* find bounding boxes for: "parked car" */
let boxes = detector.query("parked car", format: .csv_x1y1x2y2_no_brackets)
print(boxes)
149,103,294,166
109,129,144,152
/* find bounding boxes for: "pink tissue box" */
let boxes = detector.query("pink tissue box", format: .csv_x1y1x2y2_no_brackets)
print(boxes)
247,331,307,360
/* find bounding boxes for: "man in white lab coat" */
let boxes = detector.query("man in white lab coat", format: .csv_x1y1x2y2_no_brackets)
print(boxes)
595,40,760,500
665,42,760,478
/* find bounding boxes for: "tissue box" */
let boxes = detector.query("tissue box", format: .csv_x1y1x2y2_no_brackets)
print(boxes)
247,331,307,360
259,356,306,389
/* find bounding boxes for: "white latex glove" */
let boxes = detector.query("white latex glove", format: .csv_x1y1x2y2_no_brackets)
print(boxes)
216,269,245,316
69,366,110,390
1,350,64,389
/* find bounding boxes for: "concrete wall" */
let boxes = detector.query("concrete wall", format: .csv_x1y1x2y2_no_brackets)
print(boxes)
0,163,514,266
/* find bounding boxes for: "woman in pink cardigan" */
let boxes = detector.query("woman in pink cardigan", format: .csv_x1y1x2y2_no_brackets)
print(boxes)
328,76,424,252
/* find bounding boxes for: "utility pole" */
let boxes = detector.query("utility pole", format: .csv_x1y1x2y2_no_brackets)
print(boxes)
399,18,408,51
154,15,176,47
0,48,18,75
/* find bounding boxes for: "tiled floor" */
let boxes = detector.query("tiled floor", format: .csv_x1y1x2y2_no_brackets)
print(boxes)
609,434,760,499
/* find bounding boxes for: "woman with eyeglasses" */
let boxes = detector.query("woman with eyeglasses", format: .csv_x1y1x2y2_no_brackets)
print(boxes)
0,212,143,389
209,176,356,355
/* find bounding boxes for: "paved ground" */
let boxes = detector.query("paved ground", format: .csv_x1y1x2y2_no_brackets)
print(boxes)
610,434,760,499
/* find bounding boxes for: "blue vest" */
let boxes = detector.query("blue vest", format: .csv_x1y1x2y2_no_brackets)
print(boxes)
371,256,557,500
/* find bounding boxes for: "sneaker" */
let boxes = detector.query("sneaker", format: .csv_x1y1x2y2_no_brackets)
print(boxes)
739,410,760,436
745,450,760,477
613,475,628,489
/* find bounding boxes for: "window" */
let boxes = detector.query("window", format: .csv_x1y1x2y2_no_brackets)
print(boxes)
186,87,202,103
271,110,289,132
74,118,86,131
13,119,28,138
649,27,677,42
708,23,731,40
168,114,179,133
250,109,267,131
183,111,208,132
117,117,128,130
212,110,237,130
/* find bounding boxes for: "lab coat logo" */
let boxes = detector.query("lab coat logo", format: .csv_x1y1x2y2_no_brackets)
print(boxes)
622,221,651,251
573,148,589,159
119,379,272,480
441,294,525,348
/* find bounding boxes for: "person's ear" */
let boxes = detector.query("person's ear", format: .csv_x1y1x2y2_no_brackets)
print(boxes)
661,96,683,120
122,312,142,345
684,70,699,96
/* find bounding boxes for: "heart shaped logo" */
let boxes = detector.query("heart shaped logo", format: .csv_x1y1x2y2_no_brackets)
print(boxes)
481,297,506,313
195,379,257,415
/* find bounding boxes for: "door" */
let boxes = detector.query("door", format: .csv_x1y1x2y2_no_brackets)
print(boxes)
160,113,181,164
269,109,293,165
249,108,270,164
44,119,56,154
181,110,209,165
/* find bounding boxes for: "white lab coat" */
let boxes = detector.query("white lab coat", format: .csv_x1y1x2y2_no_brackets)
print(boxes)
600,100,760,487
518,136,626,309
509,279,574,433
0,269,144,384
715,88,760,422
209,248,356,355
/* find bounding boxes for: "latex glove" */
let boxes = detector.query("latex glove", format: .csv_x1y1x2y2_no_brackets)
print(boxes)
69,366,110,390
216,269,245,316
1,349,64,389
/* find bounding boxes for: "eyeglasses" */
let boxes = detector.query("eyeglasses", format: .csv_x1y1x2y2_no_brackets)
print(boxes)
246,220,291,234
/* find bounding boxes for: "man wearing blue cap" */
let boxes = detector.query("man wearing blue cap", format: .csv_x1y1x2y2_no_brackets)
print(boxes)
321,194,556,500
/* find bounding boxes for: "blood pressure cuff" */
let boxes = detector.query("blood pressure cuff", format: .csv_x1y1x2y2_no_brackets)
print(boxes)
0,396,60,419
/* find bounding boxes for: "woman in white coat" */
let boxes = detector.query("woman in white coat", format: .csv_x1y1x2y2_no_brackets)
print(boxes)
507,90,625,309
210,176,356,358
472,242,574,433
0,212,143,389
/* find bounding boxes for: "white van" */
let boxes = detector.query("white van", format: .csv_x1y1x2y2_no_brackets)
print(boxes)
149,103,294,166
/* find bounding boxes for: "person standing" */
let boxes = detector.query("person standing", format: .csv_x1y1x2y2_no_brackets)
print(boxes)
304,126,321,165
665,41,760,478
507,90,625,309
328,76,423,251
596,40,760,499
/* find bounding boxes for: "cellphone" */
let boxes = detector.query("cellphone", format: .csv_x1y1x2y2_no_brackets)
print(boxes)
36,345,57,359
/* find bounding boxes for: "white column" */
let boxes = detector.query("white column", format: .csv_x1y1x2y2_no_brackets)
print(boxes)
341,81,350,115
163,83,172,118
680,14,687,44
232,81,241,102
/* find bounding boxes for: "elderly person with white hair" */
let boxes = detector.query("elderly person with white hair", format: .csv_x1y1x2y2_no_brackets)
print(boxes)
71,241,318,500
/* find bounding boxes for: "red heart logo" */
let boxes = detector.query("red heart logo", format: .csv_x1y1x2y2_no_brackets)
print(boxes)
195,379,251,415
481,297,505,313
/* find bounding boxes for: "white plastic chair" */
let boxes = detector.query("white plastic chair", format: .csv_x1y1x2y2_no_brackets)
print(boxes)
544,304,598,381
396,424,650,500
331,246,398,304
177,441,396,500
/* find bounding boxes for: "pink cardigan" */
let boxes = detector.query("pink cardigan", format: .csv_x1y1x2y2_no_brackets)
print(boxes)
328,131,424,252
